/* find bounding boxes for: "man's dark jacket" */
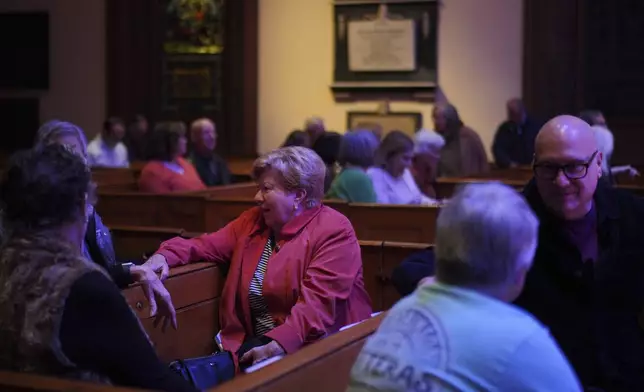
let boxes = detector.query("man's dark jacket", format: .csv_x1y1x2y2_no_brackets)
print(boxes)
393,180,644,391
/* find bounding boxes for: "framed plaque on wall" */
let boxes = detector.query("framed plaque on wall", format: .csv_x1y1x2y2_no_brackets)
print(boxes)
332,0,439,102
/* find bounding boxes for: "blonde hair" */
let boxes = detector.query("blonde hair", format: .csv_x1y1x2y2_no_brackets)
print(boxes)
252,146,326,208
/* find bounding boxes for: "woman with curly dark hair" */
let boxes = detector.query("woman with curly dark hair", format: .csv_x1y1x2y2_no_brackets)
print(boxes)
0,144,196,392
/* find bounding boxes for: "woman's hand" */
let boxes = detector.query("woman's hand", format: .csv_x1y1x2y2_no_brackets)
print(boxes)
130,264,177,331
240,340,285,366
142,254,170,281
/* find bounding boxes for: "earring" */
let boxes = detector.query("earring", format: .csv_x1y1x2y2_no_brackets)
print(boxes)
293,203,298,212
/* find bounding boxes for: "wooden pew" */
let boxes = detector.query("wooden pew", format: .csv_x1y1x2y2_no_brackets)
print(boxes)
381,241,428,310
110,225,184,261
0,371,147,391
211,313,385,392
435,177,527,199
97,183,257,231
349,203,438,243
100,193,440,243
436,175,644,200
97,192,207,230
182,182,257,198
91,168,139,186
122,262,223,362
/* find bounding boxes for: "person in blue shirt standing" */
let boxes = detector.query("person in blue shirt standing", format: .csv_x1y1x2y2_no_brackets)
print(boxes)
347,182,581,392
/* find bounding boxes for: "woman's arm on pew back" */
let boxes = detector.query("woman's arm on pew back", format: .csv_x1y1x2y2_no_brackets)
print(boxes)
154,208,258,268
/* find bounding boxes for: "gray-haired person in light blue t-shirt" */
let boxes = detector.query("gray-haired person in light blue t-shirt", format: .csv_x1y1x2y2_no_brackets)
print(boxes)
347,182,581,392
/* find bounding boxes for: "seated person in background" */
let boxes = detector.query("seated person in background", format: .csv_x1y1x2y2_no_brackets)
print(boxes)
433,103,489,177
124,114,149,162
139,121,206,193
143,146,372,369
326,130,378,203
348,183,581,392
354,122,383,141
35,120,171,303
311,131,343,193
0,145,195,392
188,118,231,186
579,109,639,182
413,129,445,199
281,129,311,148
368,131,438,205
304,116,326,146
492,98,543,168
87,117,129,168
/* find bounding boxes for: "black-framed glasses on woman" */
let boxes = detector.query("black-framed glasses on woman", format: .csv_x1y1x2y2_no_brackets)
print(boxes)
533,150,599,180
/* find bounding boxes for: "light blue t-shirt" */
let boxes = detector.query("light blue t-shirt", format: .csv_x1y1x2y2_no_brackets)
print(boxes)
347,283,581,392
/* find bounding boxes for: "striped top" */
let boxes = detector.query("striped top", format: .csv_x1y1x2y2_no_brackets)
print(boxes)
249,236,277,336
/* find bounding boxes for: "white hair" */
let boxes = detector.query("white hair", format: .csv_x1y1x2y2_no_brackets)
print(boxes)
435,182,539,287
414,128,445,154
591,125,613,174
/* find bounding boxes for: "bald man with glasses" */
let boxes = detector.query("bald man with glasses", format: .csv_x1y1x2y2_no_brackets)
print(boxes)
517,115,644,392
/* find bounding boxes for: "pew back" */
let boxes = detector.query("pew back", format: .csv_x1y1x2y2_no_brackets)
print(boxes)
0,371,147,391
211,313,385,392
122,262,223,362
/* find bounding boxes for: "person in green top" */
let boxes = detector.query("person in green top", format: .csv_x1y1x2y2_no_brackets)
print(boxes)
326,130,379,203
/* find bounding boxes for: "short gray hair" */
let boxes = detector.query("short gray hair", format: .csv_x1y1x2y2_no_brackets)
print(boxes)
435,182,539,287
414,129,445,154
338,130,379,168
35,120,88,155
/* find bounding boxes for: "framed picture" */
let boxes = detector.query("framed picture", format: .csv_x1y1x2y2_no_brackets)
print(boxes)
347,111,422,138
332,0,439,102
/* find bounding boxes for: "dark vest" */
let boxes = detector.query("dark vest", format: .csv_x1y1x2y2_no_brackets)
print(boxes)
0,234,119,383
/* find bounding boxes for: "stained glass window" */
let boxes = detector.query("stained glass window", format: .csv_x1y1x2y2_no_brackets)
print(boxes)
164,0,224,55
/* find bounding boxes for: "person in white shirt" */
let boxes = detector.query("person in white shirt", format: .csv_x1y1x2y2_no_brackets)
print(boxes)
87,117,129,168
348,183,581,392
368,130,438,205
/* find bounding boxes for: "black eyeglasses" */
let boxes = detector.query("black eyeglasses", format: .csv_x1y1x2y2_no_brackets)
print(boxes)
533,150,598,180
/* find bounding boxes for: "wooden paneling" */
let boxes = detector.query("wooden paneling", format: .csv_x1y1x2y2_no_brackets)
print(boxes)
582,1,644,165
524,1,644,165
523,0,584,118
106,0,258,158
105,0,162,122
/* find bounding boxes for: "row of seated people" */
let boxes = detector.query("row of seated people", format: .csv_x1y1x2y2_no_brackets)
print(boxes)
2,114,644,391
81,116,232,191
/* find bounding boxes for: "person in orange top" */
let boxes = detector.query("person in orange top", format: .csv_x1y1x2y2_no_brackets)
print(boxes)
143,146,372,371
138,122,206,193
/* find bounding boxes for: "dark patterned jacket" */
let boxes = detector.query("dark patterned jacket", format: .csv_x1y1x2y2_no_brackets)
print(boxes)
84,209,133,288
0,234,113,382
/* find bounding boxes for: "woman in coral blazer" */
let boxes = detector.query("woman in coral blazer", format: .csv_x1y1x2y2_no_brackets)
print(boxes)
144,146,372,369
138,121,206,193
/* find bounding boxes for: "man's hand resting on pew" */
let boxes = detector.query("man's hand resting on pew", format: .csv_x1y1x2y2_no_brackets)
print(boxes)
240,341,285,366
131,263,177,331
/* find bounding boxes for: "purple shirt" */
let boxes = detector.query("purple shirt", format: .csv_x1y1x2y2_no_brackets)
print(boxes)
560,206,599,264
